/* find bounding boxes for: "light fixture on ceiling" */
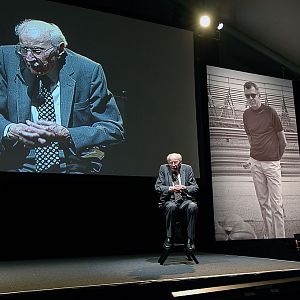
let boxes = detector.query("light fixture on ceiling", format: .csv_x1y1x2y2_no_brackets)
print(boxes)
199,15,211,28
217,22,224,30
199,14,224,31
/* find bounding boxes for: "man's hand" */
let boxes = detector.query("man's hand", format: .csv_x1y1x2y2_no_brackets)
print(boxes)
170,185,187,193
241,159,251,169
26,120,70,143
177,184,187,192
7,123,48,147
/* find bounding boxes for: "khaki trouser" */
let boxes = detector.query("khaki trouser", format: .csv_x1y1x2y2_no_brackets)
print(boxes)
250,158,285,238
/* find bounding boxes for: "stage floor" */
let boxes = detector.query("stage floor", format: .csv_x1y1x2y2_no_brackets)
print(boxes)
1,252,300,295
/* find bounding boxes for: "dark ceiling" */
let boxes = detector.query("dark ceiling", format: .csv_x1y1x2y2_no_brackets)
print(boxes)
53,0,300,74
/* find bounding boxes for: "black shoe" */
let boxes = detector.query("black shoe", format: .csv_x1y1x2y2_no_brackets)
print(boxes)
163,237,173,249
187,238,195,251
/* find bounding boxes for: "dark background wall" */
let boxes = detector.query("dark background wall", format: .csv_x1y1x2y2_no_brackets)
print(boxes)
1,0,300,261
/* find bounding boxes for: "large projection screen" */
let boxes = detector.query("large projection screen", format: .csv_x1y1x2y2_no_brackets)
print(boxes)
207,65,300,240
0,0,200,178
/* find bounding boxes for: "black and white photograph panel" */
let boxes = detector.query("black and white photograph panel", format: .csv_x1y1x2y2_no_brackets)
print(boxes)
207,65,300,240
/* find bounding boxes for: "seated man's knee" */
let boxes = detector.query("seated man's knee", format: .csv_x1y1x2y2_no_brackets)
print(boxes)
165,201,177,212
188,202,198,212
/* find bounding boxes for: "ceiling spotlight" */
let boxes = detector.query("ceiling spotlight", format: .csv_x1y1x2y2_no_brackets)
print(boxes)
199,15,211,28
217,22,224,30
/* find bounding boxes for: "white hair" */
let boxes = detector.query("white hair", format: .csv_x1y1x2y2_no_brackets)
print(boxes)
15,19,68,47
166,153,182,163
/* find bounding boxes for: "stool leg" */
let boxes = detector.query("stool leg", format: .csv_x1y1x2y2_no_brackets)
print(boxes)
158,248,171,265
184,247,199,264
184,247,193,261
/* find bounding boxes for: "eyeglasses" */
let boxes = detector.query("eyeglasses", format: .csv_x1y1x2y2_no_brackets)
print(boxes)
16,44,56,57
245,93,257,99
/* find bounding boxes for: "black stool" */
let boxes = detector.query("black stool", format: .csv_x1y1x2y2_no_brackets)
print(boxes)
158,220,199,265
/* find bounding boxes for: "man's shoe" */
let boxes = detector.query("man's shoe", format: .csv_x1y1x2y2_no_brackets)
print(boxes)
187,238,195,251
163,237,173,249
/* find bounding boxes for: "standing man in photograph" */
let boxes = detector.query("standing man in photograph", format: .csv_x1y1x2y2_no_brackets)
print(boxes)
242,81,287,238
0,19,124,173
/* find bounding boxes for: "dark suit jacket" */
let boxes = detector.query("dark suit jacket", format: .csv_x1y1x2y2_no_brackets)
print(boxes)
155,163,199,204
0,45,125,172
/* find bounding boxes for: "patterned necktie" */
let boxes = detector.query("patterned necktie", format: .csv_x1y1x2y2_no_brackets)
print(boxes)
35,76,60,172
173,172,183,203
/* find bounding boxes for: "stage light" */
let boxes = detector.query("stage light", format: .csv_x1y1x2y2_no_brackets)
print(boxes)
217,22,224,30
199,15,224,31
199,15,211,28
197,13,224,40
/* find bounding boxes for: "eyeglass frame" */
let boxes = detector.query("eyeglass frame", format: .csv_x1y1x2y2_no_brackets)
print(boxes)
245,93,258,99
16,44,56,57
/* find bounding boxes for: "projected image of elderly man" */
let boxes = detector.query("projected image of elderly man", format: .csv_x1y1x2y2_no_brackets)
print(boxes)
0,19,124,173
242,81,287,239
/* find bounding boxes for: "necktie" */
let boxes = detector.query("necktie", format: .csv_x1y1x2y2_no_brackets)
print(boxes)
173,172,183,204
35,76,60,172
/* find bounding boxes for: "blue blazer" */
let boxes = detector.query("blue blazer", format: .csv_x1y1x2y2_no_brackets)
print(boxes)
0,45,125,171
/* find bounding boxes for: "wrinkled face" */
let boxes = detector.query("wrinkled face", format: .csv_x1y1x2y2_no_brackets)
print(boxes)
18,29,59,76
168,155,181,172
244,86,261,110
